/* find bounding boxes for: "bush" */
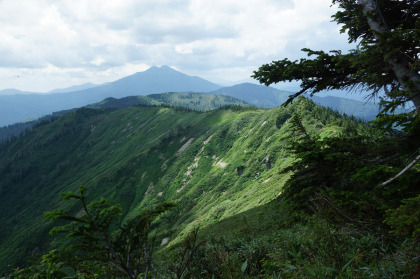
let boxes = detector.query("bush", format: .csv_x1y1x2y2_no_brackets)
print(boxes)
385,194,420,238
261,218,420,278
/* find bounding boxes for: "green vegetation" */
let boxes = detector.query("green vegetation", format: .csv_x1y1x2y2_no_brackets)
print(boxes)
0,97,373,276
89,92,250,112
0,109,74,143
253,0,420,133
11,186,176,279
0,92,249,142
2,1,420,277
2,95,419,277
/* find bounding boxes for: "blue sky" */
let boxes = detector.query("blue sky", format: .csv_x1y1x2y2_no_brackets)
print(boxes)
0,0,353,92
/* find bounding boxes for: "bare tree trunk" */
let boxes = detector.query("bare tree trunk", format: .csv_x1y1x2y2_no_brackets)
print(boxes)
358,0,420,109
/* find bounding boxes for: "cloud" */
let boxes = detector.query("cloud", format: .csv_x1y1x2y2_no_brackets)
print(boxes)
0,0,351,92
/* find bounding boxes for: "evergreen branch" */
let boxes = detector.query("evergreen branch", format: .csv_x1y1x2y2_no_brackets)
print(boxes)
78,189,136,279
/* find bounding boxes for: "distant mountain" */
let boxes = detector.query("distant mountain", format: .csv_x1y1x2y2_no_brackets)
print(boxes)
48,83,101,94
0,89,36,95
0,66,222,127
49,66,221,96
210,83,380,120
105,65,221,95
209,83,290,108
309,95,379,120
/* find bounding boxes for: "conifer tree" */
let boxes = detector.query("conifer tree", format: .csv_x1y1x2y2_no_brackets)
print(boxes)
253,0,420,183
11,186,176,279
252,1,420,235
253,0,419,131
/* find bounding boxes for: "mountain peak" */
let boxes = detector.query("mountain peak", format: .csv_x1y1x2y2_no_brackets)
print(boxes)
145,66,160,72
111,65,221,96
145,65,177,73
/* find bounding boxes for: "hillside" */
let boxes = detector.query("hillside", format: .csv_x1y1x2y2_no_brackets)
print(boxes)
0,92,249,142
90,92,250,111
0,98,368,275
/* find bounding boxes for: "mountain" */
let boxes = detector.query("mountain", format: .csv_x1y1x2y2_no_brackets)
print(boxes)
210,83,380,120
105,65,221,95
48,82,101,94
309,95,379,120
0,98,369,274
0,66,222,127
209,83,290,108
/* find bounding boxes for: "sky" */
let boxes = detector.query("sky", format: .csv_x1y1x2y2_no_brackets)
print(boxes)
0,0,353,93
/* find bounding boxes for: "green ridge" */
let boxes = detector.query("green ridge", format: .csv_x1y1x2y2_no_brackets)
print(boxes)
0,98,368,274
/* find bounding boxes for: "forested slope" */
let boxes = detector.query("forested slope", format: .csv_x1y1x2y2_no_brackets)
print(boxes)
0,98,367,275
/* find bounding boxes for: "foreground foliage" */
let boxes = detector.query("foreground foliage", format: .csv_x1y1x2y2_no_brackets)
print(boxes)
11,187,175,279
10,194,420,279
171,217,419,278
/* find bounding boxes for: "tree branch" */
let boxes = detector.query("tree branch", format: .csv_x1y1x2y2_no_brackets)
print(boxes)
381,152,420,187
80,194,136,279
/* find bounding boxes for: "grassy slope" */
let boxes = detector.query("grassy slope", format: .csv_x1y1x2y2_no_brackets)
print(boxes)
0,92,249,142
0,98,366,274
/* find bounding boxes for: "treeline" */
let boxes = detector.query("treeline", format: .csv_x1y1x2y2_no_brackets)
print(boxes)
0,109,74,144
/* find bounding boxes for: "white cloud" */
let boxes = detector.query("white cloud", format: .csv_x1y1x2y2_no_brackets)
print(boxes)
0,0,351,92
